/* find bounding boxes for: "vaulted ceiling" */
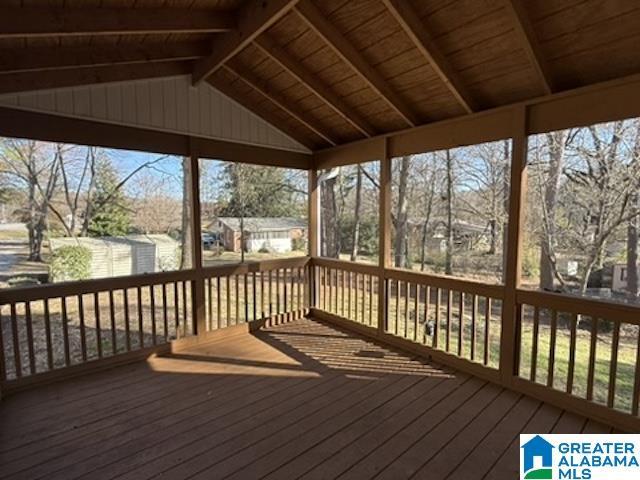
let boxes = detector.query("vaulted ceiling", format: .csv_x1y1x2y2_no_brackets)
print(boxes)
1,0,639,151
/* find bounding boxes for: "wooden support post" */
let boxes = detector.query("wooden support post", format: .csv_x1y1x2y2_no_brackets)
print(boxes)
188,145,206,335
500,105,528,385
377,137,391,335
308,169,319,308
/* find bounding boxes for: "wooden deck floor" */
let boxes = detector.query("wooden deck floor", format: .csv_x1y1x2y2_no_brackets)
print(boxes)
0,318,613,480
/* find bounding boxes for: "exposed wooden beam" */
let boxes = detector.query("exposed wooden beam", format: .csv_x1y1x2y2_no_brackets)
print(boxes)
295,0,419,127
382,0,477,114
0,7,235,37
0,42,210,74
254,35,377,137
225,63,338,146
502,0,555,94
207,75,316,151
192,0,299,85
0,61,193,95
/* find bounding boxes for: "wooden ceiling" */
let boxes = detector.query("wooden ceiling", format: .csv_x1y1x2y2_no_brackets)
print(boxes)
1,0,639,151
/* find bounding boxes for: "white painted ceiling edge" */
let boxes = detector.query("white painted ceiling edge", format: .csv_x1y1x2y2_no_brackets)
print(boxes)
0,75,310,154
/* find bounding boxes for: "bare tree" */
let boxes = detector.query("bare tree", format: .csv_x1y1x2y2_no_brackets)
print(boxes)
393,156,411,268
445,149,454,275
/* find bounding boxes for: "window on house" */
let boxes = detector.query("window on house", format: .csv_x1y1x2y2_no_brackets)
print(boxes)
390,139,512,284
318,161,380,265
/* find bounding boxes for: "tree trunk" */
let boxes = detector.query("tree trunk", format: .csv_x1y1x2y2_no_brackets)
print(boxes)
627,193,640,296
445,150,454,275
394,156,410,268
350,166,363,261
540,131,565,290
321,176,339,258
180,157,193,269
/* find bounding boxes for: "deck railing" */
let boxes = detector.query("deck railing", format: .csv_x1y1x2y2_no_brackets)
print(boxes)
1,253,639,430
0,257,310,392
309,257,640,431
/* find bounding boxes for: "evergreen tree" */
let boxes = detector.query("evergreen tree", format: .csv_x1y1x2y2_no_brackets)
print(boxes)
88,160,131,237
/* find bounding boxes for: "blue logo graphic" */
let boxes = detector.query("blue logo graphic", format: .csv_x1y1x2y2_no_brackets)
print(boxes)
521,435,554,479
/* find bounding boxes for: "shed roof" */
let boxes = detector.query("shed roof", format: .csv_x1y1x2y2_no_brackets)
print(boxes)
215,217,307,233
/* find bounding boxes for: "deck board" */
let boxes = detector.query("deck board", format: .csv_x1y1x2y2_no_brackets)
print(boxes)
0,318,605,480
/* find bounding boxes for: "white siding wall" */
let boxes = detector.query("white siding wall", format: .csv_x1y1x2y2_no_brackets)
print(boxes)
0,76,308,153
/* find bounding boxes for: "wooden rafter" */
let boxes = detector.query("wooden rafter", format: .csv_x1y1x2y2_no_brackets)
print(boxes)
224,63,338,146
0,7,235,37
295,0,419,127
382,0,477,114
192,0,299,86
207,74,316,151
254,35,376,138
0,42,210,74
501,0,555,94
0,61,193,95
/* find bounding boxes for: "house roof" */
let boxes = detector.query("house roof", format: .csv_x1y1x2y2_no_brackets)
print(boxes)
1,1,639,152
214,217,307,233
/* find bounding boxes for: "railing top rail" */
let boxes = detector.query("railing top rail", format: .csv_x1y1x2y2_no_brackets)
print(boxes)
311,257,379,276
516,288,640,325
0,269,198,304
200,256,310,278
385,268,504,299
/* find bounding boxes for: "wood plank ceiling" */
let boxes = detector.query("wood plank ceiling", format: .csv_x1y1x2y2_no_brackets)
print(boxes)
1,0,639,151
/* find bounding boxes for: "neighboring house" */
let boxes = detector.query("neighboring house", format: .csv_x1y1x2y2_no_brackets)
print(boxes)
612,264,639,293
418,219,488,253
49,234,179,280
211,217,306,253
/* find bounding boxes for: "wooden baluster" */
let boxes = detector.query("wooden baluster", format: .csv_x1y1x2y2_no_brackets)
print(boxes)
225,276,231,328
369,275,374,327
338,269,343,317
414,284,420,341
484,297,491,365
607,319,621,408
446,290,452,352
547,310,558,388
9,303,21,377
268,270,273,323
136,286,144,348
216,277,221,329
347,271,352,320
458,292,464,357
207,278,212,330
244,274,249,323
0,309,6,381
471,294,478,361
587,317,599,401
61,296,71,365
181,281,188,335
284,269,289,321
402,282,408,337
423,286,430,344
260,271,265,320
235,275,240,325
566,313,578,394
173,282,179,339
362,273,368,325
161,284,168,342
78,294,87,361
24,302,36,375
530,306,540,382
149,286,156,346
43,298,54,369
433,288,441,348
94,293,103,358
108,290,117,354
632,328,640,416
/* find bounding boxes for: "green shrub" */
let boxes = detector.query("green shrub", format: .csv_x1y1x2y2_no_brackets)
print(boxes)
50,245,92,282
292,237,306,251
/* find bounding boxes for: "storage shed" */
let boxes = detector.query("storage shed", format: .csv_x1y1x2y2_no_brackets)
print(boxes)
49,234,179,280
